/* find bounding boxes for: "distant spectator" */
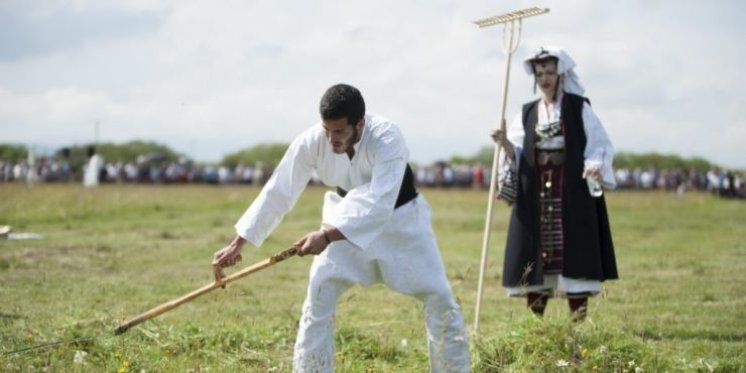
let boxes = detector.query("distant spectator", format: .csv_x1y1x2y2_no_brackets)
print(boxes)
83,146,104,187
473,164,485,189
252,162,264,186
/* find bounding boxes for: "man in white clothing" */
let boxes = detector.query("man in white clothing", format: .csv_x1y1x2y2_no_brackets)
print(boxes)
83,146,103,187
213,84,470,372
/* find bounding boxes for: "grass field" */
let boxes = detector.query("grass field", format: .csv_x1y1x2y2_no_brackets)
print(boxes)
1,184,744,372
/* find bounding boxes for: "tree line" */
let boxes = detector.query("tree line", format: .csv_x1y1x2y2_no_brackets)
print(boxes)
0,142,733,172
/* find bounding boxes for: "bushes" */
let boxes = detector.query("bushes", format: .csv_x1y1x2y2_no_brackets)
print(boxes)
0,144,27,161
221,143,289,169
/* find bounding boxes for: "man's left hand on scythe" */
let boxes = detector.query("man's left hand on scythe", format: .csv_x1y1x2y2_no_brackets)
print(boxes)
295,226,346,256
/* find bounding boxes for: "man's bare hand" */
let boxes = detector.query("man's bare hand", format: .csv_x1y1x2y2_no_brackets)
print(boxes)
294,230,329,257
213,236,245,268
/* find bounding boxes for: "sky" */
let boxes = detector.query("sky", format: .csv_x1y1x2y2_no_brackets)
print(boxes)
1,0,744,168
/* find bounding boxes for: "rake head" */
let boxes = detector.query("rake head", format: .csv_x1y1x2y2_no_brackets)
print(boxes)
474,7,549,28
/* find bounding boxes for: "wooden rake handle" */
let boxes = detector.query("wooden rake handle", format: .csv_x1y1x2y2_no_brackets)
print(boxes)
114,247,298,335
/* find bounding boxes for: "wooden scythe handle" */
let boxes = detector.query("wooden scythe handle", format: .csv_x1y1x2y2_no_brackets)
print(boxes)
114,247,298,335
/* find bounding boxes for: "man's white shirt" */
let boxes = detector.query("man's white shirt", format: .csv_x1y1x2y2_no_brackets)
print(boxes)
235,114,408,250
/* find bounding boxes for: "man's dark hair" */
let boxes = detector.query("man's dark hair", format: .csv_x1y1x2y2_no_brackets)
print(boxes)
319,84,365,126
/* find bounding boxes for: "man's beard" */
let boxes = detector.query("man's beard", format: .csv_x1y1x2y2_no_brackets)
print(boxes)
335,126,358,153
346,126,359,149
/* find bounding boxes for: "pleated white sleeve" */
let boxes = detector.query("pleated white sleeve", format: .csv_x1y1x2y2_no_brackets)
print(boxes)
234,133,315,247
581,102,616,189
497,113,525,186
324,126,407,250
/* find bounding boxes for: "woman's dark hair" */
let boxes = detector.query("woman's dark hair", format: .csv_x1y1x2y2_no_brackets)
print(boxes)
530,56,559,74
319,84,365,126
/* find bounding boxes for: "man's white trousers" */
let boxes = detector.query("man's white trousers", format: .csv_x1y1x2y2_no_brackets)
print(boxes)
292,192,470,372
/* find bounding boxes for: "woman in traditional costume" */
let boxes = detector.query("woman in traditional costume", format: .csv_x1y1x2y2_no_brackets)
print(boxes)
492,47,618,319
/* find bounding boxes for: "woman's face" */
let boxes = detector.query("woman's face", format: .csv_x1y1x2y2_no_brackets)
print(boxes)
534,60,559,99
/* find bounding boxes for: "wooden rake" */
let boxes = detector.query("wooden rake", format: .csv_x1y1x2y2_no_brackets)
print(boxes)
114,247,298,335
472,6,550,333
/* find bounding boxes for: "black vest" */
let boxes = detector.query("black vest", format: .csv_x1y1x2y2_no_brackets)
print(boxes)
502,93,618,287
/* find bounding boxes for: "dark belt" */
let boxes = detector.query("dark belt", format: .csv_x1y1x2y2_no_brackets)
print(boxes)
336,164,418,209
536,150,565,166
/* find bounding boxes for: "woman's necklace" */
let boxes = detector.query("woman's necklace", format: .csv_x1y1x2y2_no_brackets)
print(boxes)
535,99,561,140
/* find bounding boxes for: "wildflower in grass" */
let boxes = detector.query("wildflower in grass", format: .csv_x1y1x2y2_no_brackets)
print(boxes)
628,360,636,367
118,368,126,373
26,333,33,340
599,345,608,354
556,359,570,367
73,350,88,364
581,348,589,358
635,367,644,373
698,358,715,371
123,361,130,367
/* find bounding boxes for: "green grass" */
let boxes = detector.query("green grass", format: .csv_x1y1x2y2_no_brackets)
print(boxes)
1,184,744,372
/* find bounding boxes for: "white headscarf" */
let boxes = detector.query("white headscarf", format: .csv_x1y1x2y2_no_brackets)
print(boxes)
523,46,585,96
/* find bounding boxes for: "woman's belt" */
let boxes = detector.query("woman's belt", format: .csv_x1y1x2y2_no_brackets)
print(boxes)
336,164,418,209
536,150,565,166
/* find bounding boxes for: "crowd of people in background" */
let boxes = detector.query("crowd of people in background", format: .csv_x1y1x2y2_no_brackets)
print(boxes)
0,158,275,185
613,166,743,196
1,156,743,199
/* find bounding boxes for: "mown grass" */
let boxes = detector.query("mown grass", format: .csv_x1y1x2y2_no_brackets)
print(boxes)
1,184,744,371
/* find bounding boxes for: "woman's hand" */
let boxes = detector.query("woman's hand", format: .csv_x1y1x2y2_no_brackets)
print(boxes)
490,126,515,159
583,165,601,180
